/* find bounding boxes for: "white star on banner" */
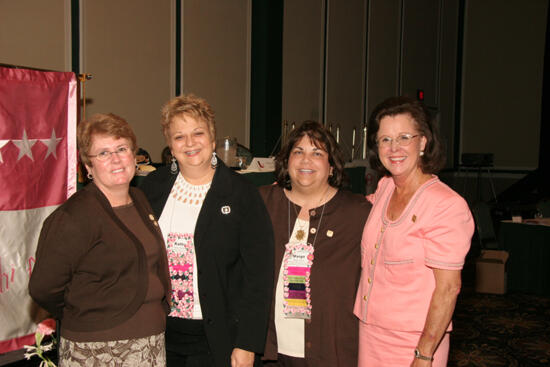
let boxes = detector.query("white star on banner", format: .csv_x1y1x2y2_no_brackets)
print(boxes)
40,129,62,159
12,130,37,161
0,140,9,163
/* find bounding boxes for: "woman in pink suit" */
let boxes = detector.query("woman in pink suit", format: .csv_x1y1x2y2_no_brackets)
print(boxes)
354,96,474,367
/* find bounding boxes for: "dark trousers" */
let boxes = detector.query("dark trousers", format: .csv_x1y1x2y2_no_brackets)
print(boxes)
166,318,214,367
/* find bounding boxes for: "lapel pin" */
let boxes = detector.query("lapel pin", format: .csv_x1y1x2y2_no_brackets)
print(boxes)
221,205,231,214
326,230,334,238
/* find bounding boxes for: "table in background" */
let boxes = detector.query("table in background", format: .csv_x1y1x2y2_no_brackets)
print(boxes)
131,166,366,194
499,220,550,296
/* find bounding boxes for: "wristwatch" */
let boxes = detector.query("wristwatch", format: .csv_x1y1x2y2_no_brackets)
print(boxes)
414,348,434,361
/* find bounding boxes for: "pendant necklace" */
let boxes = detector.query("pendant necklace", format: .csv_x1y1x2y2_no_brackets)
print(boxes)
287,186,331,243
291,203,307,241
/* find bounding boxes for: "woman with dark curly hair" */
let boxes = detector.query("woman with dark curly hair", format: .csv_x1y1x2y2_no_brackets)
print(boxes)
354,96,474,366
260,121,371,367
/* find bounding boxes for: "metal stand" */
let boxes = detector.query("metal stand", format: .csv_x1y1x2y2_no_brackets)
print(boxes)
458,164,497,203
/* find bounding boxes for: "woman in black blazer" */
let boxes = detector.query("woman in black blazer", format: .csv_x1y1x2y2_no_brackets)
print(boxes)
140,94,274,367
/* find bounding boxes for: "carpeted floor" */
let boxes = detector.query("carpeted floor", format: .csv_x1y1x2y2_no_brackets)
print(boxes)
5,277,550,366
449,286,550,367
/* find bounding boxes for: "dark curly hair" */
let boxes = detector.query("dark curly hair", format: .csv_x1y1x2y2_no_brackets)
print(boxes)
275,121,346,190
367,96,445,176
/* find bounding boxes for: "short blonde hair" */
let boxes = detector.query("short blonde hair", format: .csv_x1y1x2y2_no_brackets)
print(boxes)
160,94,216,142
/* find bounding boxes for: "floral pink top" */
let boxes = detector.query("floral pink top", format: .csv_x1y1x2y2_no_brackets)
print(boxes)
353,176,474,332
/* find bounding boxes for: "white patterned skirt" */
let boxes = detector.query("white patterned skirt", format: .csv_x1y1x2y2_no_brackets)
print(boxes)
59,332,165,367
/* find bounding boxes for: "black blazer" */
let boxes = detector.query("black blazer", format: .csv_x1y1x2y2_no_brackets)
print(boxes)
140,161,274,367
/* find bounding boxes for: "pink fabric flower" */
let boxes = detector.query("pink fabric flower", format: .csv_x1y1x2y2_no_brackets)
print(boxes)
37,318,56,336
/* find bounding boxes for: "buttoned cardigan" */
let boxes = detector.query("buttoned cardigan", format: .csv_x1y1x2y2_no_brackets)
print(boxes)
29,182,171,332
259,184,371,367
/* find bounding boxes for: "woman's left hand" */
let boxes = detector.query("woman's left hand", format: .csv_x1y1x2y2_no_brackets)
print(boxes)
231,348,254,367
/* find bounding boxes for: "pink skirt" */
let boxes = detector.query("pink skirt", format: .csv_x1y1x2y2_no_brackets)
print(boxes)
358,322,449,367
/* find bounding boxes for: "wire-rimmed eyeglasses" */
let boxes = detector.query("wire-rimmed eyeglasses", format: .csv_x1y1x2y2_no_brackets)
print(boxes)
89,146,132,161
376,134,419,148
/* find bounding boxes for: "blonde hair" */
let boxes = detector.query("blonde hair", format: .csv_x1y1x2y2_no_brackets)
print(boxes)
160,94,216,142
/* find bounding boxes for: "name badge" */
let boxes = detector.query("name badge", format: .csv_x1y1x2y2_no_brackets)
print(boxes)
282,242,314,320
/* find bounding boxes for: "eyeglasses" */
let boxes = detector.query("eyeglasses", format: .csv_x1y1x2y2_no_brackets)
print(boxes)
89,146,131,161
376,134,419,148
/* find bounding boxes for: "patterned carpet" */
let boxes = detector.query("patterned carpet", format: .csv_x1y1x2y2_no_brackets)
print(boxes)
5,282,550,366
449,285,550,367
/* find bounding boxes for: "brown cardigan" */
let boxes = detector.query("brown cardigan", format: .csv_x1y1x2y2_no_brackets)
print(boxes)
259,185,371,367
29,182,171,333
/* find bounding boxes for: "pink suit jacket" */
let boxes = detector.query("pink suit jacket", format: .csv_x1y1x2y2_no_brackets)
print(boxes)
353,176,474,332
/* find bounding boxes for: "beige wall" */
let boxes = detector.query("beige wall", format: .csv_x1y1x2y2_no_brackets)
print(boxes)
81,0,173,162
181,0,251,149
286,0,459,165
400,0,440,107
325,0,367,160
0,0,252,161
438,0,461,167
282,0,325,124
365,0,401,116
1,0,547,170
461,0,547,169
282,0,368,160
0,0,69,71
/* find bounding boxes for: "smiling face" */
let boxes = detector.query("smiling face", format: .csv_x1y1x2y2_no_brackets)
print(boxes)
377,113,427,180
287,135,333,193
85,134,135,199
167,114,215,174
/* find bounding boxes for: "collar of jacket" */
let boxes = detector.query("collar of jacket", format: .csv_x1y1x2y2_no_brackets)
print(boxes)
209,159,234,198
84,180,140,212
186,159,234,253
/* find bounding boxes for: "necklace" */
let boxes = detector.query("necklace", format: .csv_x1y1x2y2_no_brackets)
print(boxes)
287,186,331,245
290,203,308,240
171,173,211,206
294,214,307,241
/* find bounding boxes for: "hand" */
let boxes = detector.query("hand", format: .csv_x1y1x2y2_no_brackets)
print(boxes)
231,348,255,367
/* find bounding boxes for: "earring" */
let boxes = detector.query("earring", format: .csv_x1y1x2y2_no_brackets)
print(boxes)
170,156,178,174
211,152,218,168
87,172,93,180
420,151,425,157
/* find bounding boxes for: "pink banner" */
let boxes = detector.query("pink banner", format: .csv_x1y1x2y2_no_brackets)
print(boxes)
0,66,77,353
